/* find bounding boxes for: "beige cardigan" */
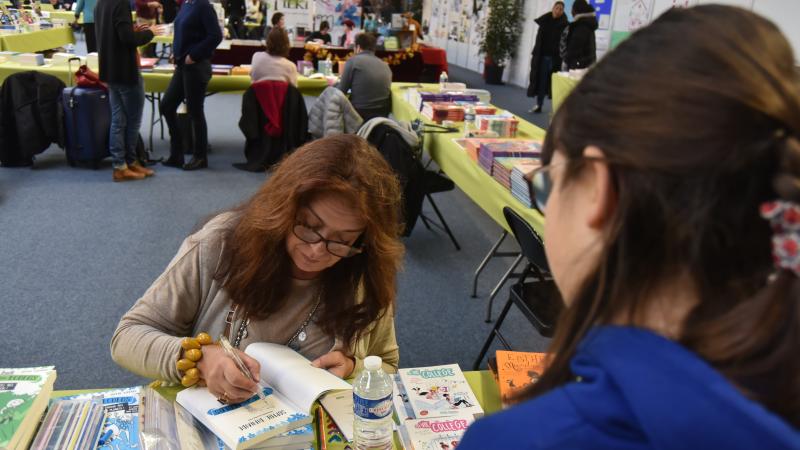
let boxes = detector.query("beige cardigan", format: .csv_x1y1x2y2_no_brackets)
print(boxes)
110,213,399,383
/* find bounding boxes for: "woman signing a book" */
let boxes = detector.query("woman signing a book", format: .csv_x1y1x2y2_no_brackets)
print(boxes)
110,135,404,404
459,6,800,450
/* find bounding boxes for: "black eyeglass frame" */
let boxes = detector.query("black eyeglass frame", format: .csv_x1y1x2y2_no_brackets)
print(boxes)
292,223,365,258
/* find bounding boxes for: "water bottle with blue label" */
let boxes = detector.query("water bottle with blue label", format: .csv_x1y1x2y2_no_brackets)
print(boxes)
353,356,393,450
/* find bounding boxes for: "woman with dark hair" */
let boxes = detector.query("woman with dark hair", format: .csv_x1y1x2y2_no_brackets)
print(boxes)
111,135,404,404
460,5,800,449
251,27,298,85
526,1,567,113
308,20,332,44
562,0,596,70
159,0,222,170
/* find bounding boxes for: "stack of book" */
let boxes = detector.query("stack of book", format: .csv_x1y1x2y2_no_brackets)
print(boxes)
211,64,234,75
0,366,57,450
454,101,496,116
30,399,105,450
421,102,465,123
488,351,549,407
478,141,541,175
510,160,542,208
493,157,537,190
231,65,251,76
393,364,483,450
475,114,520,138
138,57,158,71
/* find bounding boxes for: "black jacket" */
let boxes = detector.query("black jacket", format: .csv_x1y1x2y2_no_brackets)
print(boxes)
237,83,309,171
363,123,427,236
0,72,65,167
527,12,568,97
564,13,598,70
95,0,153,84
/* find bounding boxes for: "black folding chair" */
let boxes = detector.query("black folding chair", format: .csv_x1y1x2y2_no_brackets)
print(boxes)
472,207,564,370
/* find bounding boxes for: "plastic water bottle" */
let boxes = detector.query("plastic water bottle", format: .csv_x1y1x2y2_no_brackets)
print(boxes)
463,105,475,137
439,71,448,92
353,356,393,450
66,43,75,54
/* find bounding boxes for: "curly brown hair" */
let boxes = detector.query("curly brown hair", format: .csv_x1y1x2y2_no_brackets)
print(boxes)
266,27,290,58
215,135,405,348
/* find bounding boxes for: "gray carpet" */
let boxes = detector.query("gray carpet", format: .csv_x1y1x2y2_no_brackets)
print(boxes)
0,58,550,389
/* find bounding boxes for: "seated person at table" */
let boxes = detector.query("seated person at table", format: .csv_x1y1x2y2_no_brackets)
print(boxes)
308,20,332,45
458,6,800,449
250,27,297,86
338,32,392,122
111,135,404,404
339,18,355,47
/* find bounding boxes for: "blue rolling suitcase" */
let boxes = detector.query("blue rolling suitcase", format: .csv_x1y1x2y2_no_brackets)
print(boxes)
62,85,111,169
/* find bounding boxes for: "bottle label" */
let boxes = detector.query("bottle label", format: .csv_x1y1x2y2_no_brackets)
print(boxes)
353,392,393,420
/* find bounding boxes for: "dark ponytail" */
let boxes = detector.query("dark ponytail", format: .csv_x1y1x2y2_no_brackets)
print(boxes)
518,5,800,426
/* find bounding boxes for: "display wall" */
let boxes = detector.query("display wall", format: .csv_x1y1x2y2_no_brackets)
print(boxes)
422,0,800,89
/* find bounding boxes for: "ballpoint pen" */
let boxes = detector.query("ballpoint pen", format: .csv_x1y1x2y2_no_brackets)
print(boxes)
218,335,268,403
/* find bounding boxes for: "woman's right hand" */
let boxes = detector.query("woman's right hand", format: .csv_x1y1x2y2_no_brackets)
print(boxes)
196,344,261,404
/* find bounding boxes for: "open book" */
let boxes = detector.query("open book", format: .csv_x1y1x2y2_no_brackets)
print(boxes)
176,343,353,450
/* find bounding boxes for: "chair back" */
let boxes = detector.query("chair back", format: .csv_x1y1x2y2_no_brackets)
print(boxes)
503,206,550,276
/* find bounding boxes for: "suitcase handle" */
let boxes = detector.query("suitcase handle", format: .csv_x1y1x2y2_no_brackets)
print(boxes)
67,57,82,87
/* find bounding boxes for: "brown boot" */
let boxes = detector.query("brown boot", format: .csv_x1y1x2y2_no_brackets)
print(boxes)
129,162,155,177
113,167,146,182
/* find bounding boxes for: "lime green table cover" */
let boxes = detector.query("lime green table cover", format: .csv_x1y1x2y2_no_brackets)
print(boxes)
0,26,74,52
152,34,174,45
52,371,501,449
0,61,329,95
43,9,135,23
551,72,579,113
391,83,545,234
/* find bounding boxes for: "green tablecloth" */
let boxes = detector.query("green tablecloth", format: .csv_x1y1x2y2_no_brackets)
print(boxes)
391,83,546,235
0,26,74,52
551,72,579,113
52,371,501,449
0,61,329,95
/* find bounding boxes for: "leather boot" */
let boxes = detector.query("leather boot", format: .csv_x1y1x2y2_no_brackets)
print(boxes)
113,167,146,182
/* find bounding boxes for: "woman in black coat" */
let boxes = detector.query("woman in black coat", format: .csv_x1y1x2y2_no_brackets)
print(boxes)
563,0,598,70
527,1,568,113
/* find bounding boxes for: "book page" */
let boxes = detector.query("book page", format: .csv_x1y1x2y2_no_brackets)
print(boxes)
318,391,354,442
245,343,351,413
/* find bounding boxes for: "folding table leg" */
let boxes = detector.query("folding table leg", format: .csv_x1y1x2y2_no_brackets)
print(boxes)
472,231,509,297
485,254,523,323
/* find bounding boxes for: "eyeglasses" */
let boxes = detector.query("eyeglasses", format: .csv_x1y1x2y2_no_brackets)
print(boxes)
292,223,364,258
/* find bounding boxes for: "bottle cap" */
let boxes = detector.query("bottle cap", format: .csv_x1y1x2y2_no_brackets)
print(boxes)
364,356,382,370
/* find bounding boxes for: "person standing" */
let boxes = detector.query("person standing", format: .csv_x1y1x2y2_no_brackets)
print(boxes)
96,0,162,181
563,0,597,70
74,0,98,53
223,0,245,38
338,32,392,122
526,1,567,113
160,0,223,170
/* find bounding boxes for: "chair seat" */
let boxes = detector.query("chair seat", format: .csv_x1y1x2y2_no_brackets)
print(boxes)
510,280,563,338
424,170,454,193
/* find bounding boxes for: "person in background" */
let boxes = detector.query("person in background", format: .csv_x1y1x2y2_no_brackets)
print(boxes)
160,0,223,170
402,12,422,40
339,18,355,47
73,0,97,53
250,27,297,86
308,20,331,44
526,1,567,113
49,0,73,10
135,0,161,56
244,0,262,24
338,32,391,122
264,10,283,36
223,0,245,38
562,0,596,70
111,135,404,404
458,5,800,449
95,0,162,181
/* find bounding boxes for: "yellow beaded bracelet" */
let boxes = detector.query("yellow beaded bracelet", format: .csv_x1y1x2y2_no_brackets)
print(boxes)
177,332,213,387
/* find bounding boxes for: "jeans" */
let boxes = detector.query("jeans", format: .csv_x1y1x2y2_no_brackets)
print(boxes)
536,56,554,107
108,76,145,170
160,59,212,161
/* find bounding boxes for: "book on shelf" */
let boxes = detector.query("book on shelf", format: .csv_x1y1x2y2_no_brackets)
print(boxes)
397,364,483,420
398,411,476,450
495,351,548,405
176,343,353,450
0,366,57,450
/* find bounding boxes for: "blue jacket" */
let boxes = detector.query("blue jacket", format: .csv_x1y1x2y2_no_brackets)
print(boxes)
75,0,96,23
458,326,799,450
172,0,222,64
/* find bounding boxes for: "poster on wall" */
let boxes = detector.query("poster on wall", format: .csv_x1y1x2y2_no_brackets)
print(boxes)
609,0,653,48
279,0,312,30
651,0,692,19
589,0,613,55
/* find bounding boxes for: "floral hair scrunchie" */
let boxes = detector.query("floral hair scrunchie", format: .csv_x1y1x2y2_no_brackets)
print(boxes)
760,200,800,276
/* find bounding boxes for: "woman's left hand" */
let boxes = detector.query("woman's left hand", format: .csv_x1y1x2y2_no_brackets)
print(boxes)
185,54,195,65
311,351,355,378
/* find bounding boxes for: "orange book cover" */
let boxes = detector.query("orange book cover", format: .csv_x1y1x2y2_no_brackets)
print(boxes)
495,351,548,403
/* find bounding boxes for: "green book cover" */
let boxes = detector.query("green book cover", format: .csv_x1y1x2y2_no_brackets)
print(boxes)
0,366,56,448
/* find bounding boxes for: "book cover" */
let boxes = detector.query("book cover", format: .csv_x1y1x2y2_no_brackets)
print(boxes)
400,412,475,450
316,406,352,450
176,384,311,450
0,366,57,450
59,386,142,450
495,351,548,403
398,365,483,420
